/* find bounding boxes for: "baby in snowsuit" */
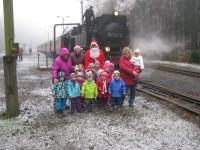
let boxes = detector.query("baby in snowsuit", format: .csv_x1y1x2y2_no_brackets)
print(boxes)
51,71,68,117
130,48,144,73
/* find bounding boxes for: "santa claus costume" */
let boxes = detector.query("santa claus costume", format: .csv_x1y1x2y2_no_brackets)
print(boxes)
84,41,105,69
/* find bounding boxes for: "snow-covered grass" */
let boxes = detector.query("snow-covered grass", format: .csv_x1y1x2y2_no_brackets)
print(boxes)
0,53,199,149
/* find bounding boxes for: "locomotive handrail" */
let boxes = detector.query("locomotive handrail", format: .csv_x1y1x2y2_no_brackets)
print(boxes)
53,23,80,58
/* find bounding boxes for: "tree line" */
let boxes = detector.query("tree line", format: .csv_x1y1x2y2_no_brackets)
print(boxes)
126,0,200,50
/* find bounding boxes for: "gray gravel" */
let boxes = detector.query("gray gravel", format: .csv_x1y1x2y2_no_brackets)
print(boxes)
0,54,199,149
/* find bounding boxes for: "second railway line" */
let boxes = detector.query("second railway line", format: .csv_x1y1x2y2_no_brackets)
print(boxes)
138,80,200,116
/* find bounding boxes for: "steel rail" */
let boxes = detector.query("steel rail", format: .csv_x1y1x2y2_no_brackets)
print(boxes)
151,65,200,78
138,81,200,115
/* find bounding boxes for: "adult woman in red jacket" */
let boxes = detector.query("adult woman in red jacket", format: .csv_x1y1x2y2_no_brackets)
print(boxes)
119,47,139,107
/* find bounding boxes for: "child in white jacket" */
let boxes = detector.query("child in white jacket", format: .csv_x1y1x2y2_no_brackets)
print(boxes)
130,48,144,72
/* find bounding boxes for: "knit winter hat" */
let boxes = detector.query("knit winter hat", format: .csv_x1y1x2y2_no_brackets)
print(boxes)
113,70,120,76
74,45,82,51
58,71,65,78
86,71,93,78
100,71,108,77
103,61,114,71
108,62,114,71
103,61,110,69
134,48,141,54
76,71,84,77
96,69,104,77
88,63,95,69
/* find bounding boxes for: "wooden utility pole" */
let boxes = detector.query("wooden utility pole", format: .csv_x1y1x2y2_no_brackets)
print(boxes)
3,0,19,117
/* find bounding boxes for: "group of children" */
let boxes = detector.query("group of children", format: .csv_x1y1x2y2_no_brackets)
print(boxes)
51,48,144,118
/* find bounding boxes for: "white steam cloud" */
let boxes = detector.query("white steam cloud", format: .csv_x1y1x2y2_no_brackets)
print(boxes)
94,0,184,60
130,35,173,59
116,0,135,14
95,0,135,16
130,35,185,60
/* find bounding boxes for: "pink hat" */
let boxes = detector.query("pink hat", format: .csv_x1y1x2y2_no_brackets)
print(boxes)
103,61,114,70
103,61,110,68
100,71,108,77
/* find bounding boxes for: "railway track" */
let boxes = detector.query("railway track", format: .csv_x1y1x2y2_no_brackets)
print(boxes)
138,81,200,115
151,65,200,78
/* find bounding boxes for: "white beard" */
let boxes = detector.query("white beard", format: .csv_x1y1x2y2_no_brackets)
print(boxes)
90,48,100,59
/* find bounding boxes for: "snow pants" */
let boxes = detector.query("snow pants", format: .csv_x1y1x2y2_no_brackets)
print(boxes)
54,98,67,113
71,97,81,113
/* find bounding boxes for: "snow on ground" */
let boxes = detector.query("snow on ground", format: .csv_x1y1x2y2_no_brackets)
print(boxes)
30,87,51,97
16,54,41,70
0,54,199,149
152,60,200,71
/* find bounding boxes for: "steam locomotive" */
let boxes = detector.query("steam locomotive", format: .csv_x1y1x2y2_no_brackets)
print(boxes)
37,11,129,64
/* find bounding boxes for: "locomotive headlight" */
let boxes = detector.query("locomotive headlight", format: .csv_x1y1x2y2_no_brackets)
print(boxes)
113,10,119,16
105,47,111,52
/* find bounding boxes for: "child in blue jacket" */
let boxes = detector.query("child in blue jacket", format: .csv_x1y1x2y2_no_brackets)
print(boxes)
51,71,68,117
108,70,126,111
68,73,82,114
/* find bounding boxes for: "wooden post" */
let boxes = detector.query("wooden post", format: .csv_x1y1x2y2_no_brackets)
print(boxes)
3,56,19,117
3,0,19,117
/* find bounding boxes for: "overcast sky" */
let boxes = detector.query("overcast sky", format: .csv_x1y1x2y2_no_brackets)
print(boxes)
0,0,92,50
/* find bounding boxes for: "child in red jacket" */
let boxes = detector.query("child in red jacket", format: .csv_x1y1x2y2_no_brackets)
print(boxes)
96,71,110,108
103,61,114,83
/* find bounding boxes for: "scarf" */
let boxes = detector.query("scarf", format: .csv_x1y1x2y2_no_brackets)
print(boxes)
102,80,107,94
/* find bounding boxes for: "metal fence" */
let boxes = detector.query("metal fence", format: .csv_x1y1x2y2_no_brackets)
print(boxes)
37,53,53,71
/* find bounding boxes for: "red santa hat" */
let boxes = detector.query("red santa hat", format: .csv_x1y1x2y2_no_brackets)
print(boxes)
90,41,99,48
